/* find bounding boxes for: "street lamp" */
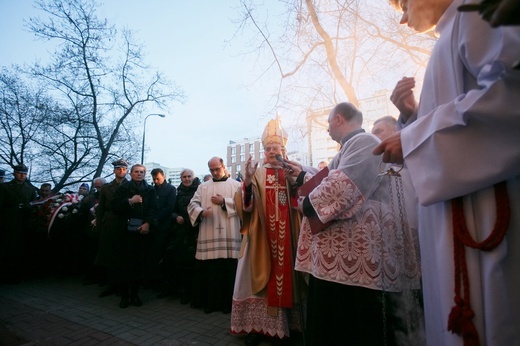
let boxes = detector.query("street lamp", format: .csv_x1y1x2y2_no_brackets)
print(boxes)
141,113,166,164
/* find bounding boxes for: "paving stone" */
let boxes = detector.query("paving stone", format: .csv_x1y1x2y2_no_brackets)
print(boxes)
0,276,243,345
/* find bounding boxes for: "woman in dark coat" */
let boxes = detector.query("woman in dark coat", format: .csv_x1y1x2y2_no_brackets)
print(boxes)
170,169,200,304
111,164,158,308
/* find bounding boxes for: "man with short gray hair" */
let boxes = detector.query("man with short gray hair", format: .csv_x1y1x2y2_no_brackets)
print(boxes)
371,115,397,141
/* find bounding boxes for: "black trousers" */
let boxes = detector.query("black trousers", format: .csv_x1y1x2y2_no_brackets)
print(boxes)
191,258,237,312
305,275,402,346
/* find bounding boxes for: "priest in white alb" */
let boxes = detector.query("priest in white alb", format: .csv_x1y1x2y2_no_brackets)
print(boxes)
188,156,242,314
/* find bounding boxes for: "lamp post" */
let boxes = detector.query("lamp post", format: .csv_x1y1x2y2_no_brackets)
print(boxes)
141,113,166,164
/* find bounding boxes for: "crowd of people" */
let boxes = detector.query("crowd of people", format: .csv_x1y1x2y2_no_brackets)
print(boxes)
1,1,519,345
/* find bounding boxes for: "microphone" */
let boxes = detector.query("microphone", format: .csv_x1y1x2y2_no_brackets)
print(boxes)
275,154,293,173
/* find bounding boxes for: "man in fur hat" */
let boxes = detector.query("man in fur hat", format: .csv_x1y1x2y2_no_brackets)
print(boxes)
0,169,7,183
0,164,37,283
95,159,129,297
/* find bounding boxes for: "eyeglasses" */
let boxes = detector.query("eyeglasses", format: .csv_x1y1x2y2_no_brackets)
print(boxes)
209,166,223,173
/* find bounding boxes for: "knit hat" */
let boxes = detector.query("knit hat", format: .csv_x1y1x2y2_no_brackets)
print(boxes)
80,183,89,190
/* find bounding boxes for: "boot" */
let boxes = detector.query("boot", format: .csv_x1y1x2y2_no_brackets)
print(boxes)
119,283,130,308
129,282,143,307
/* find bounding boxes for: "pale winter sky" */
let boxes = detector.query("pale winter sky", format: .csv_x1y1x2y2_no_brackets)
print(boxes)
0,0,287,177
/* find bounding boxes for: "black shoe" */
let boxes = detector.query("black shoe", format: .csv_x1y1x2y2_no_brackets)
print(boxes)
82,278,97,286
204,307,215,314
190,302,202,309
245,333,264,346
143,280,161,290
119,297,129,309
4,278,21,285
180,296,190,305
222,307,231,314
130,296,143,307
156,291,171,299
271,336,293,345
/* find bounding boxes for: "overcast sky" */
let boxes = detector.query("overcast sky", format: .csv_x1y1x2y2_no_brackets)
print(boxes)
0,0,285,177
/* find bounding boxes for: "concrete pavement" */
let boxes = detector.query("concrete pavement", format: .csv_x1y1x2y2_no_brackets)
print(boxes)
0,275,247,346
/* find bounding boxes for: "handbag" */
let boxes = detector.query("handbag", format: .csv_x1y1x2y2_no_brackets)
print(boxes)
127,218,143,232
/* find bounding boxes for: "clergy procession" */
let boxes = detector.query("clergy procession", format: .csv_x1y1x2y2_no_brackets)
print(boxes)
1,0,520,345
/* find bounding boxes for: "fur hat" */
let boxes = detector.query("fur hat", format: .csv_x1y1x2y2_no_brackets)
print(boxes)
112,158,129,168
13,164,29,173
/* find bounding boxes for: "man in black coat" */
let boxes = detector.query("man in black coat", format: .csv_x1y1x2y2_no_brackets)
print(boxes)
146,168,176,288
95,159,129,297
0,164,37,283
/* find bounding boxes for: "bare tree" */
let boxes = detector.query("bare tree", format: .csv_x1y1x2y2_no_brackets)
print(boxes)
0,68,100,191
0,68,49,175
32,102,100,191
235,0,434,127
22,0,184,190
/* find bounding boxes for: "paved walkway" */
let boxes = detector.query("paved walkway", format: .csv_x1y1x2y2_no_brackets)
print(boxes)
0,275,249,346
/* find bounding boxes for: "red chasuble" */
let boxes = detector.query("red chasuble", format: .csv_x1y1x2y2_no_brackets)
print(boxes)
264,167,294,308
